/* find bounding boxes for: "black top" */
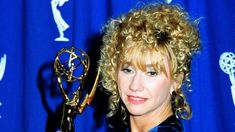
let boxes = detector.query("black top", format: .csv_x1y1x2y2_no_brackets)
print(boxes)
126,115,183,132
149,115,183,132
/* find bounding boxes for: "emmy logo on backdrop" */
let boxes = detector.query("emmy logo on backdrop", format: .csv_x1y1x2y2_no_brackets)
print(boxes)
0,54,7,81
219,52,235,106
0,54,7,119
165,0,172,4
54,46,100,132
51,0,70,42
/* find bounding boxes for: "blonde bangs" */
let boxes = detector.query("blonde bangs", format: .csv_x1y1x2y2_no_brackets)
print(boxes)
118,43,168,75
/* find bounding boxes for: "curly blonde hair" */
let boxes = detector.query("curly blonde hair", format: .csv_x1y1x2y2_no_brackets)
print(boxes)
99,3,200,121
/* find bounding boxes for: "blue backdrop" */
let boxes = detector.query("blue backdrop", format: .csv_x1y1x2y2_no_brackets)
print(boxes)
0,0,235,131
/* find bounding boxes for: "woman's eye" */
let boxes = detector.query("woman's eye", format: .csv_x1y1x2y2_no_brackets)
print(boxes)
121,68,133,74
147,71,157,76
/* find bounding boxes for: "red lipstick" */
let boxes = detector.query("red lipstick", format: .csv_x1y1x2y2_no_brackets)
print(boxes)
127,95,147,105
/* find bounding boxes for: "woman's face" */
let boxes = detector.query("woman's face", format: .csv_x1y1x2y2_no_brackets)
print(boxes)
117,54,174,117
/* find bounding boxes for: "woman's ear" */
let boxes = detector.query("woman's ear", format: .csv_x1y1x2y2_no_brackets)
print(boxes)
174,73,184,86
170,81,178,95
170,73,184,94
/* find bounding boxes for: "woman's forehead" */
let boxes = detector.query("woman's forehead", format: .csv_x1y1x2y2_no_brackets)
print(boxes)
122,50,167,67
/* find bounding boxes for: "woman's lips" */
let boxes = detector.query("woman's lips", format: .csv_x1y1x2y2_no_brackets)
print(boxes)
127,95,147,105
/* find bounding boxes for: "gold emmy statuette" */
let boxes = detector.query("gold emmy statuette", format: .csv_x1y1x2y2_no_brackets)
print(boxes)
54,46,100,132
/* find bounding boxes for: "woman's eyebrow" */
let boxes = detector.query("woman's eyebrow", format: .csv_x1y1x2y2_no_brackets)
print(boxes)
145,64,154,68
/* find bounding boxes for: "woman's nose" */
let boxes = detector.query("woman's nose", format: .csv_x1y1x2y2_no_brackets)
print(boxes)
129,73,144,91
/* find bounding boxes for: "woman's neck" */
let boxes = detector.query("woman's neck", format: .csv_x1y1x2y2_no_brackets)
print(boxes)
129,103,173,132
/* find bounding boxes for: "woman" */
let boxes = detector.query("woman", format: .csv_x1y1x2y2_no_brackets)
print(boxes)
99,3,200,132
